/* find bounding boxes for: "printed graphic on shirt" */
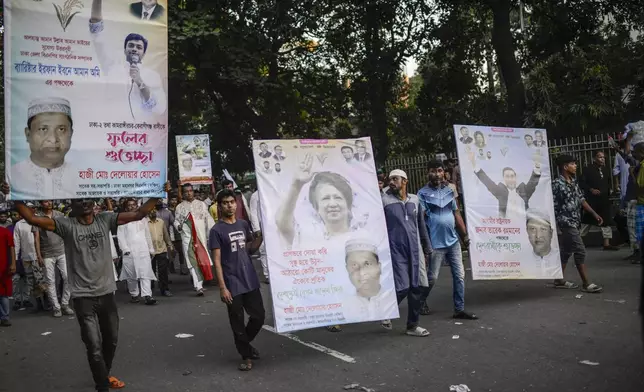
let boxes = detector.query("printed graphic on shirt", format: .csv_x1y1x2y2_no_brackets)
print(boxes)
228,231,246,253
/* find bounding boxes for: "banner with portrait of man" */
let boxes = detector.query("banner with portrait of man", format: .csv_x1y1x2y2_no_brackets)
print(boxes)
454,125,563,280
253,138,399,333
4,0,168,200
175,134,212,185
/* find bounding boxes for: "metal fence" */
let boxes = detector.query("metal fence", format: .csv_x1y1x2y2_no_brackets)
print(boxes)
383,133,621,194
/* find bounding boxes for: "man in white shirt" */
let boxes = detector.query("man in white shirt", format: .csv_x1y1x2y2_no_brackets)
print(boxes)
11,98,79,200
118,199,158,305
526,209,561,278
249,190,269,282
174,183,215,295
129,0,165,21
342,239,397,323
90,0,167,121
13,203,40,309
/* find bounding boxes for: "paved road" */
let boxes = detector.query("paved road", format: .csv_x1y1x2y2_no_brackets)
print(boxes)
1,249,642,392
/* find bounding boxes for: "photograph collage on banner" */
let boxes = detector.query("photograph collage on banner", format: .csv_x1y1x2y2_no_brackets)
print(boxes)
4,0,169,200
253,138,399,333
175,134,212,185
454,125,564,280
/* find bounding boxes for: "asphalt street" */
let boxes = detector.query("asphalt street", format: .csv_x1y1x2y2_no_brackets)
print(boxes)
1,248,642,392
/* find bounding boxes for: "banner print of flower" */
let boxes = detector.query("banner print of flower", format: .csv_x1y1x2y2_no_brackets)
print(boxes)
53,0,84,32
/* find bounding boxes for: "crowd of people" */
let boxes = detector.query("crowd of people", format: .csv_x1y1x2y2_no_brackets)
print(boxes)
0,138,642,391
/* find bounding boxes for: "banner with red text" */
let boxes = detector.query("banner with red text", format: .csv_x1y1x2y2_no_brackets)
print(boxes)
175,134,212,185
454,125,563,280
4,0,168,200
254,138,399,333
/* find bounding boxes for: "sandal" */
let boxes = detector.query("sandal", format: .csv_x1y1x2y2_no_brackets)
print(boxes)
380,320,392,330
108,376,125,389
326,325,342,332
581,283,603,293
405,326,430,337
554,281,579,289
238,362,253,371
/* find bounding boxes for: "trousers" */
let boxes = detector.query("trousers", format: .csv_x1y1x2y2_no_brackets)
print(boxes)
151,253,169,292
0,296,10,320
258,242,269,278
44,254,70,310
73,293,119,392
127,279,152,297
422,242,465,312
226,289,265,359
580,224,612,239
396,287,425,329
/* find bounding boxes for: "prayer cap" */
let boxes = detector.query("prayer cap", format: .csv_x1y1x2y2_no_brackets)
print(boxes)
388,169,407,180
526,209,551,227
27,97,71,120
345,238,377,254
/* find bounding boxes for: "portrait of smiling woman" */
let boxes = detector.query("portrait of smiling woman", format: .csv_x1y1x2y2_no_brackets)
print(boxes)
276,153,355,246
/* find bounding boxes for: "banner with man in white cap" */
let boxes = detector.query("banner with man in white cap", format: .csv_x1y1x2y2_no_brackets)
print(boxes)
4,0,168,200
252,138,399,333
454,125,563,280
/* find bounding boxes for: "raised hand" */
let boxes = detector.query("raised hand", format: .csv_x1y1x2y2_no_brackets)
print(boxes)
294,153,316,185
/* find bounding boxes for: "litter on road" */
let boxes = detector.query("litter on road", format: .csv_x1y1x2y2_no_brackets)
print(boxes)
452,335,460,340
175,333,194,339
579,360,600,366
41,332,52,336
449,384,471,392
343,383,375,392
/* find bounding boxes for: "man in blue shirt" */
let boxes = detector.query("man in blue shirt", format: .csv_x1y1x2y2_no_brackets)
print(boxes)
209,189,264,371
418,161,478,320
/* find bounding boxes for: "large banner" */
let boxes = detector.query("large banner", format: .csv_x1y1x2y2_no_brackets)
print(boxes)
254,138,399,333
176,134,212,185
454,125,563,280
4,0,168,200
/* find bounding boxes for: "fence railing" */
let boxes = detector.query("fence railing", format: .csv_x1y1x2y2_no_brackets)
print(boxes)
383,133,621,194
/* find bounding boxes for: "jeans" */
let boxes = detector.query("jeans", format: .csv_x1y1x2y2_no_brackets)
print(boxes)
151,252,170,292
396,287,425,329
172,240,187,272
627,200,639,251
226,289,265,359
44,254,70,310
422,242,465,312
73,293,119,392
0,296,10,320
12,261,33,303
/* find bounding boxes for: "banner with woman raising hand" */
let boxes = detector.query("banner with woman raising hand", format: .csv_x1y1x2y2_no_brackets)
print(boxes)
253,138,399,333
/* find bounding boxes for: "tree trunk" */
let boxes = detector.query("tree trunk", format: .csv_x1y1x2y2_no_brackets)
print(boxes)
489,0,526,125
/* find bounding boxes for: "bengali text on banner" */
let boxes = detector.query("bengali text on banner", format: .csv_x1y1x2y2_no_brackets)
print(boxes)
4,0,168,200
254,138,399,333
454,125,563,280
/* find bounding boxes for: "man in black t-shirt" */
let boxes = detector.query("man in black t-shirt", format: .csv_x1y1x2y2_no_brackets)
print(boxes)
209,189,264,371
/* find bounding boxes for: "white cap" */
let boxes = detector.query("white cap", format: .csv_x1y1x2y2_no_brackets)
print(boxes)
28,97,71,120
526,209,551,226
345,239,377,254
388,169,407,180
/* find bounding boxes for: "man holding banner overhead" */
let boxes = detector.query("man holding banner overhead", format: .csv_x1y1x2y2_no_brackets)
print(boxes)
174,183,215,296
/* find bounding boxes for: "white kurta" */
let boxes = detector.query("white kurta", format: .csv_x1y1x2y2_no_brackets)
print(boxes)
117,219,157,281
174,199,215,270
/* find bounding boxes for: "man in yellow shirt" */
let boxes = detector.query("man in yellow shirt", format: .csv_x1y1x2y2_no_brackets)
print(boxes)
209,202,218,222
